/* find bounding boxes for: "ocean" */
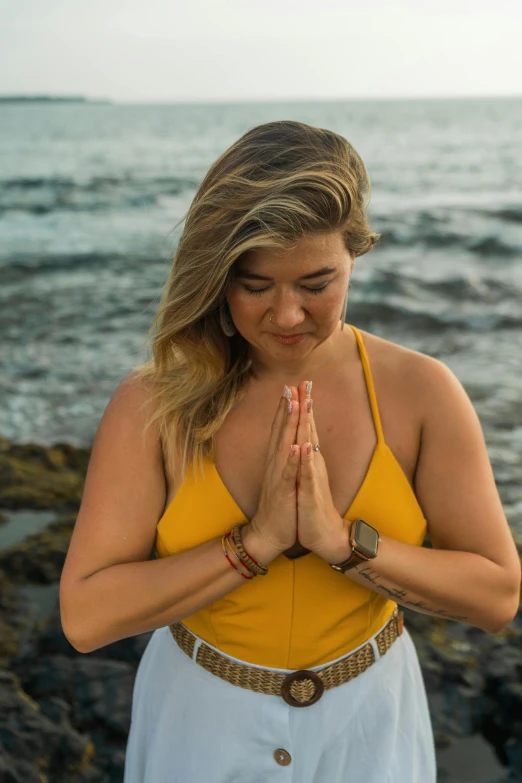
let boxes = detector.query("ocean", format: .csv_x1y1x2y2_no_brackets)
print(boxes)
1,97,521,535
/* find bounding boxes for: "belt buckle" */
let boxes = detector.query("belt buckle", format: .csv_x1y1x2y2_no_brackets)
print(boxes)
280,669,325,707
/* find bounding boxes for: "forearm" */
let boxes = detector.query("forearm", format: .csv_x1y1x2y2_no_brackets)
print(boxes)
344,534,519,634
63,524,278,653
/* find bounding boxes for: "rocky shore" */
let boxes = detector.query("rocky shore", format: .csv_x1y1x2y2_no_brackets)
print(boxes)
0,435,521,783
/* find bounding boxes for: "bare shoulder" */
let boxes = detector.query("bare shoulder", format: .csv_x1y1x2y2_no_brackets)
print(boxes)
60,370,167,590
357,326,441,373
356,327,446,425
91,368,168,516
99,370,167,473
109,370,162,430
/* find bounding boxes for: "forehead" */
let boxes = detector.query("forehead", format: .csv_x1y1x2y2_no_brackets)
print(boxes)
236,231,348,275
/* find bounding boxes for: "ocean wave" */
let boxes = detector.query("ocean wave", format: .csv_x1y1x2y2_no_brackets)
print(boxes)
2,177,77,190
377,227,520,257
473,206,522,224
0,251,162,283
363,269,518,303
351,301,522,332
0,174,197,215
377,227,461,248
465,236,521,257
354,266,519,301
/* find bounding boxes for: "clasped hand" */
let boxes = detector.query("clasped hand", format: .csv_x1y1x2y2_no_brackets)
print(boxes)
284,381,350,563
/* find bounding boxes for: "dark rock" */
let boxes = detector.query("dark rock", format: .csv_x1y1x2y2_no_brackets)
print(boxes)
0,436,91,475
436,733,511,782
0,437,89,511
0,515,76,584
21,603,152,663
407,608,522,774
8,644,137,781
11,653,135,736
0,669,103,781
0,568,39,665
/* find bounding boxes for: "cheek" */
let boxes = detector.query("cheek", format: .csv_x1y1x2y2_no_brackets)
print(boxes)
318,290,343,316
227,291,261,316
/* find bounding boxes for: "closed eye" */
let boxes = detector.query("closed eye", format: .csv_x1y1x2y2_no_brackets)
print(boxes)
242,284,330,296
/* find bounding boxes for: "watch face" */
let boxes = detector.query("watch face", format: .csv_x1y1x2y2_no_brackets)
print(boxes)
354,519,379,556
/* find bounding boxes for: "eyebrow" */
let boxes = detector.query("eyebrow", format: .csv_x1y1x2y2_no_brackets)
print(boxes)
234,265,337,282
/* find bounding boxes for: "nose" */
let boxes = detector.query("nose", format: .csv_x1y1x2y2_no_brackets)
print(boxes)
269,297,307,331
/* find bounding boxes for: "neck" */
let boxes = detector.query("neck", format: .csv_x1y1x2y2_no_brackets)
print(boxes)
247,320,349,385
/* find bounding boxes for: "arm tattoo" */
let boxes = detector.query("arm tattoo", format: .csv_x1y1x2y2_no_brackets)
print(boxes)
356,566,468,622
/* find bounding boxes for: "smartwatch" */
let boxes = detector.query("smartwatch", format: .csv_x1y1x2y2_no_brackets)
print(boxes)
329,518,380,573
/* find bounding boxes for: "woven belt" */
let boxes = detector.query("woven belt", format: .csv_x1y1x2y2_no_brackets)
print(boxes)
169,606,404,707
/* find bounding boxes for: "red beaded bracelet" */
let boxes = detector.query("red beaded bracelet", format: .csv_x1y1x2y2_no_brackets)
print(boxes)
221,534,255,579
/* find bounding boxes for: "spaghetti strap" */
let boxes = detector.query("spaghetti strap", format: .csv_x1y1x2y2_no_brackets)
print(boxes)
348,324,385,445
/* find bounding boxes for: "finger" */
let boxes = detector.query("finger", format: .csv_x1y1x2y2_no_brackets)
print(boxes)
282,442,300,481
267,386,291,463
309,399,318,447
297,381,312,448
300,378,317,446
299,440,315,479
279,386,299,455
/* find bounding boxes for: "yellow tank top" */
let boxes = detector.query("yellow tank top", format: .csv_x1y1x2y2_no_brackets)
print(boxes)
155,324,427,669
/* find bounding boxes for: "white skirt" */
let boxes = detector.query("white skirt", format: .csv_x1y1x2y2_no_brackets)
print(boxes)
123,615,437,783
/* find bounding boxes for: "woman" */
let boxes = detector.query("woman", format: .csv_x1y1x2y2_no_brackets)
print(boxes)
59,120,521,782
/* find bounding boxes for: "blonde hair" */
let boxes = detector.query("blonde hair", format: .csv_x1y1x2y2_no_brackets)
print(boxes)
133,120,381,484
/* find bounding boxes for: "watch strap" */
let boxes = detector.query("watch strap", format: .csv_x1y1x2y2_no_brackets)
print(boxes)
329,547,370,572
329,518,378,573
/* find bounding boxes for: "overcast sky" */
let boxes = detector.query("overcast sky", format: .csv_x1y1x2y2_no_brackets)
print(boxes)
1,0,521,102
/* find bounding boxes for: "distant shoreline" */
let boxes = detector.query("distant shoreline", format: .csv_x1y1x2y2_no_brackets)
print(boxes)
0,95,112,104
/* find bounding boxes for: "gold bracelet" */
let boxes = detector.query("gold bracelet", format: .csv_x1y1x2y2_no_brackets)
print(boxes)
225,531,260,577
224,532,257,578
230,525,268,576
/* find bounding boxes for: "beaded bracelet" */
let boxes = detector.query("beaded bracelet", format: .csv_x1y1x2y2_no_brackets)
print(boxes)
230,524,269,576
221,534,255,579
224,532,251,571
224,530,267,579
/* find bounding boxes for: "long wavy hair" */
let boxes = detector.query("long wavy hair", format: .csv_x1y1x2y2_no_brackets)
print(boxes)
132,120,381,485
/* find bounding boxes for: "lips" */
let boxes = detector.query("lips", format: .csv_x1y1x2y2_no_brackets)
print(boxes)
272,333,306,344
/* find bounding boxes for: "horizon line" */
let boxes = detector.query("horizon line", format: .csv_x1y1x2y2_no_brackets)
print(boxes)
1,93,521,105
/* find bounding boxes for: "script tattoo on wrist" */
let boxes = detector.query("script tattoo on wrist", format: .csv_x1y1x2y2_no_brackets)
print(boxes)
356,566,468,622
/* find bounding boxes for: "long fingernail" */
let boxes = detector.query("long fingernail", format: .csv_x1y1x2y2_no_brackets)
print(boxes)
284,385,292,401
305,381,312,395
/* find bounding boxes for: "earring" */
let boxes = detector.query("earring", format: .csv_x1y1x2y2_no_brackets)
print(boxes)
340,283,349,331
219,302,237,337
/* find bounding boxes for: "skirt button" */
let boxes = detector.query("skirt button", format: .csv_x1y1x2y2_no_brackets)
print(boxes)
274,748,292,766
